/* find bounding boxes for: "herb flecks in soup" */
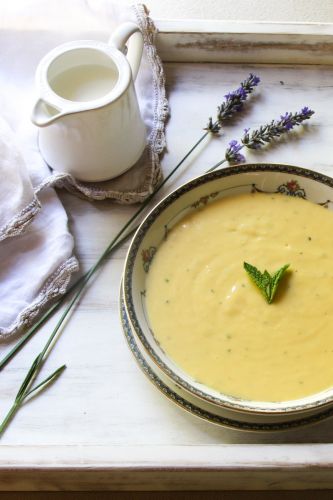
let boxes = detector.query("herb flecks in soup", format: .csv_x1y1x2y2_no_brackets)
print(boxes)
145,192,333,402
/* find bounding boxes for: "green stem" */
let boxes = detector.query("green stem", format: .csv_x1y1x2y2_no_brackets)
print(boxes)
1,67,261,434
0,130,209,369
0,364,66,437
25,365,66,398
0,229,133,371
0,400,20,435
1,78,260,370
0,130,232,437
0,301,64,372
206,158,227,173
0,130,224,373
0,131,211,437
39,130,210,360
0,133,204,370
15,353,43,400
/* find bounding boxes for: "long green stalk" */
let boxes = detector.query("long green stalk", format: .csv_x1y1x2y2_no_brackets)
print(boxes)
206,158,226,173
0,229,133,371
0,72,261,435
0,364,66,434
0,154,227,437
0,131,209,372
0,131,212,436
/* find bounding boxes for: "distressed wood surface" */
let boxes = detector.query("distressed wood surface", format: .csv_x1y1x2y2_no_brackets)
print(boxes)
155,20,333,64
1,23,333,490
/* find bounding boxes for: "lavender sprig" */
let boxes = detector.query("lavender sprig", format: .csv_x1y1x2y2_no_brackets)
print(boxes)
205,73,260,134
0,73,262,376
241,107,314,151
208,107,315,171
0,76,262,436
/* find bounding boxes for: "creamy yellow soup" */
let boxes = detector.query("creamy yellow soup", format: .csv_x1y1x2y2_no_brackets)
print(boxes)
145,192,333,402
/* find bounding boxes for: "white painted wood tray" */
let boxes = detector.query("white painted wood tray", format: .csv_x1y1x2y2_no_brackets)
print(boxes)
2,20,333,491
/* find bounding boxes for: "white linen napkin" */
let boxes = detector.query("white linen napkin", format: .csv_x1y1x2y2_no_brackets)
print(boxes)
0,117,40,242
0,1,168,339
0,117,78,339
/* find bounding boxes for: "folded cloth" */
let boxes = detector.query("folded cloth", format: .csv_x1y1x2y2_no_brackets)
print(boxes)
0,1,168,339
0,117,40,241
0,118,78,339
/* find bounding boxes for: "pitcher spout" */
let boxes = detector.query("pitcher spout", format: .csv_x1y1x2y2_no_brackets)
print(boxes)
31,99,66,127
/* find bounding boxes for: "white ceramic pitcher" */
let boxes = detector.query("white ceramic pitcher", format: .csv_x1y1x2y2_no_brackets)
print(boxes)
31,23,146,182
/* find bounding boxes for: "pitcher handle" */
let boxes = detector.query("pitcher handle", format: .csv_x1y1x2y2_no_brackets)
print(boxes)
108,22,143,80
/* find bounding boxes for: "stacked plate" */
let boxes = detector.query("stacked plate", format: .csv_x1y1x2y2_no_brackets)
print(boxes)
120,164,333,431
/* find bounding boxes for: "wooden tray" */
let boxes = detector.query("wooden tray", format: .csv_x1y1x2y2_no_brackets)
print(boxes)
1,20,333,491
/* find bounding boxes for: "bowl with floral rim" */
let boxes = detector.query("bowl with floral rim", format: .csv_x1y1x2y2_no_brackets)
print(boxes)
121,164,333,426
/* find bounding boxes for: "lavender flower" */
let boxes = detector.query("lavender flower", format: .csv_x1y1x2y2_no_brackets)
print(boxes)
220,107,315,166
225,140,246,163
242,107,315,150
205,73,261,134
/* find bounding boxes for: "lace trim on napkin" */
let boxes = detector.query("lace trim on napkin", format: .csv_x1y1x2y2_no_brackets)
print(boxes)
134,4,168,155
0,195,40,242
0,256,79,339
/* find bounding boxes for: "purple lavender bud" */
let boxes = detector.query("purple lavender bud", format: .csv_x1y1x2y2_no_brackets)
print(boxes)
225,140,246,164
205,74,260,133
217,74,261,123
301,106,314,119
224,91,234,100
216,105,314,171
241,107,315,150
250,74,261,86
280,112,294,131
236,87,247,100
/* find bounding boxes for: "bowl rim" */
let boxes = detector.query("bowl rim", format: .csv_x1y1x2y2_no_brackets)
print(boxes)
122,163,333,415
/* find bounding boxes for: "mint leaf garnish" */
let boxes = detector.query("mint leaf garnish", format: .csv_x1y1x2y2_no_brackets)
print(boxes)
243,262,290,304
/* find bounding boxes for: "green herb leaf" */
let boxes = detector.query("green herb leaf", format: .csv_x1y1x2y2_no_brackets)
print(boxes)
270,264,290,303
243,262,290,304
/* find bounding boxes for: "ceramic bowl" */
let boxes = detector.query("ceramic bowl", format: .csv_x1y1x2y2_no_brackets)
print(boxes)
121,164,333,426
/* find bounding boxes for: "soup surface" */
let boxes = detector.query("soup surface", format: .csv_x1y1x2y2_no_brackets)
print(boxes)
145,192,333,402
